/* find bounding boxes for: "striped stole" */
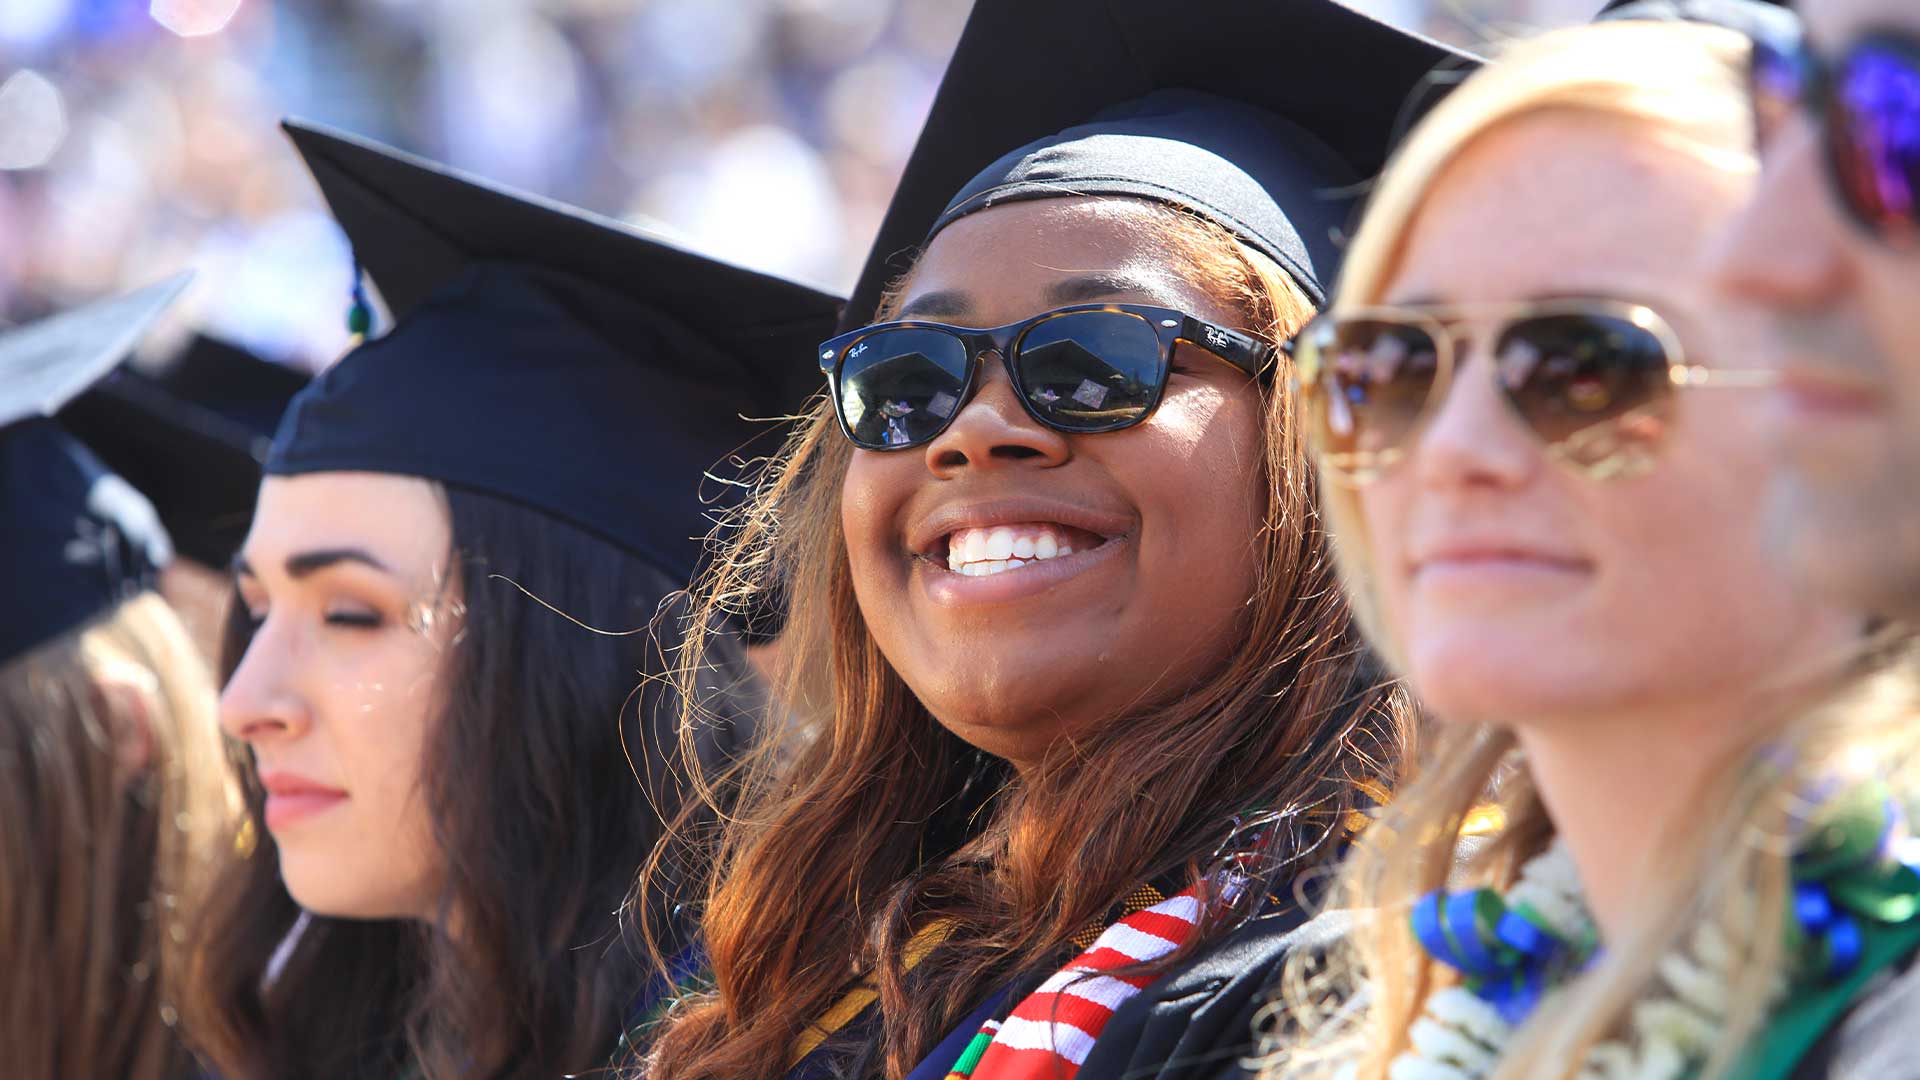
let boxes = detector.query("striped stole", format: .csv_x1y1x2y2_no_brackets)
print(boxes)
943,885,1204,1080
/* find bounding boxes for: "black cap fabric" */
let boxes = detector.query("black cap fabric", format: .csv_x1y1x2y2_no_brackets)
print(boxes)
845,0,1479,327
270,121,845,580
932,90,1357,306
60,335,308,568
0,275,188,665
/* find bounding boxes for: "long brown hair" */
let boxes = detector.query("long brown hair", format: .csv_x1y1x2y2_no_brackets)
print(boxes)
640,200,1413,1080
179,486,754,1080
0,592,238,1080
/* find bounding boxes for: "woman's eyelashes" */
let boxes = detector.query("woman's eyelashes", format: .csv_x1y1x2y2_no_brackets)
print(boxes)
234,595,388,632
321,606,385,630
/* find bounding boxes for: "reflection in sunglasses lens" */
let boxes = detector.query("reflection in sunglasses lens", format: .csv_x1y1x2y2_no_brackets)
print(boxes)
838,328,972,448
1498,314,1673,467
1832,43,1920,243
1015,312,1164,430
1308,319,1442,469
1749,38,1803,151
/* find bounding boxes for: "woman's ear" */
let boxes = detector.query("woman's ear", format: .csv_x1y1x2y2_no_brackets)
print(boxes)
91,657,160,783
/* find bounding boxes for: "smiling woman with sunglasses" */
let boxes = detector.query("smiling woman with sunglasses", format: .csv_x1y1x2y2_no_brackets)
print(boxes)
631,1,1473,1077
1259,18,1920,1080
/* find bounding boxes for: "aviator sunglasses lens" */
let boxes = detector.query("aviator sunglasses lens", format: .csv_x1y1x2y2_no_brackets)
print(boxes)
1494,311,1674,467
1013,311,1166,432
836,327,972,449
1829,40,1920,244
1298,316,1443,471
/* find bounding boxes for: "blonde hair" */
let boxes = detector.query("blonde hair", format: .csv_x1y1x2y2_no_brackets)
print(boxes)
0,592,240,1079
1254,21,1920,1080
1318,19,1755,662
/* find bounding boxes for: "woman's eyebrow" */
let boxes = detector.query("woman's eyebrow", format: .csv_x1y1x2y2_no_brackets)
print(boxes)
231,548,394,580
893,270,1165,323
895,289,972,320
1045,271,1165,306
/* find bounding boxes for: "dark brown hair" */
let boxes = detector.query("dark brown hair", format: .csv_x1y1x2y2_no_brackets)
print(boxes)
0,593,236,1080
180,485,753,1080
639,201,1413,1080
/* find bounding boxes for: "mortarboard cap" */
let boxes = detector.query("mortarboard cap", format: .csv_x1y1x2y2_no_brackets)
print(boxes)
60,335,308,569
844,0,1479,327
269,121,844,581
0,274,189,665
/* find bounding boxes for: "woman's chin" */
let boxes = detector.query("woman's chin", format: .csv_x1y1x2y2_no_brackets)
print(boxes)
279,856,435,922
924,699,1090,771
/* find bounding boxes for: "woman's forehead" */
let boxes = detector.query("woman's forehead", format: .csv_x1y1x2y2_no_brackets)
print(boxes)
899,196,1231,325
245,473,451,574
1387,112,1745,306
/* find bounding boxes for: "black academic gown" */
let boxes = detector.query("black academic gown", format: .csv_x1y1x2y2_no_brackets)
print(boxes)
1074,908,1357,1080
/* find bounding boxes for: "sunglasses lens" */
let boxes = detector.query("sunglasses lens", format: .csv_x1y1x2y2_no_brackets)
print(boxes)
1749,37,1804,151
835,327,972,449
1829,41,1920,244
1013,311,1165,431
1496,312,1674,473
1296,317,1443,473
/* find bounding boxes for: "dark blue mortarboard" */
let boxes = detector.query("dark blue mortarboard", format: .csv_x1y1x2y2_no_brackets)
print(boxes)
1,275,189,665
845,0,1479,326
60,335,309,569
270,121,845,581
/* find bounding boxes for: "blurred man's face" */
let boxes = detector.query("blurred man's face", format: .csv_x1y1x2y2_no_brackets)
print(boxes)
1711,0,1920,618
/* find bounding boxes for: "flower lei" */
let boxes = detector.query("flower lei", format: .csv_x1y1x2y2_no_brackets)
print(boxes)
1391,783,1920,1080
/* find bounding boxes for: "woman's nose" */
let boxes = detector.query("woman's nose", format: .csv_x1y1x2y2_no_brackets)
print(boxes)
922,355,1073,477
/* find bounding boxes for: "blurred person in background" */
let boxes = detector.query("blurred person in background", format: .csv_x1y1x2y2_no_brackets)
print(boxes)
1711,0,1920,622
1265,16,1916,1080
0,275,240,1080
178,124,842,1080
3,0,1573,373
62,333,310,661
633,2,1473,1078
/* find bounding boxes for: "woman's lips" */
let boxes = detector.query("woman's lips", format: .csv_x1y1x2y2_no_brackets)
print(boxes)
259,771,349,831
1775,365,1886,420
1409,547,1592,598
918,531,1126,607
942,521,1106,575
1766,366,1893,475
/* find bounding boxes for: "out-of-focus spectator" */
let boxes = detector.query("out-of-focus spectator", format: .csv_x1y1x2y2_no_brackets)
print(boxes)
0,0,1578,374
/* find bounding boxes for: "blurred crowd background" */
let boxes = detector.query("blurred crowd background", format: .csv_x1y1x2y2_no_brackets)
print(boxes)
0,0,1595,375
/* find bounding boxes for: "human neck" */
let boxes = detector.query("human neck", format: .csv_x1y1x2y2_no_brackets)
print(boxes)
1512,695,1755,944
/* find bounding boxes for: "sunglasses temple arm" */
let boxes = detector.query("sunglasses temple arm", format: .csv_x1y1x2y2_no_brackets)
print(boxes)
1673,365,1781,388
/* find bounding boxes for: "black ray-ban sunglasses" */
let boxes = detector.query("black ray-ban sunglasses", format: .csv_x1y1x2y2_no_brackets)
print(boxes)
1749,24,1920,247
818,304,1275,451
1291,299,1776,485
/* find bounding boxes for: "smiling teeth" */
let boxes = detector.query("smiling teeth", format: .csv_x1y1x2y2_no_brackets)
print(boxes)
946,524,1082,575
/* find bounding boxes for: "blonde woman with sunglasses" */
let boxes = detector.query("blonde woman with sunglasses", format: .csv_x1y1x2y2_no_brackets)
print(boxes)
1256,18,1920,1080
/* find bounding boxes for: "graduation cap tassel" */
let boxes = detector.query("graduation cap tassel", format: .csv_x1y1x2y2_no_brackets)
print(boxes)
346,257,373,340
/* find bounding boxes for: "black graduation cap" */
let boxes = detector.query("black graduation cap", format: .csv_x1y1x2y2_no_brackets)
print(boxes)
59,335,308,569
0,274,188,666
271,120,845,581
843,0,1480,328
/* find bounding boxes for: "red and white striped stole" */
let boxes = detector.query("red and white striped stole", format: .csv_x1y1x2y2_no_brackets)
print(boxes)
951,885,1204,1080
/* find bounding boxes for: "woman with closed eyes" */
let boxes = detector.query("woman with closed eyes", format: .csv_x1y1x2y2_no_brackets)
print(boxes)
633,2,1473,1078
175,123,841,1080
